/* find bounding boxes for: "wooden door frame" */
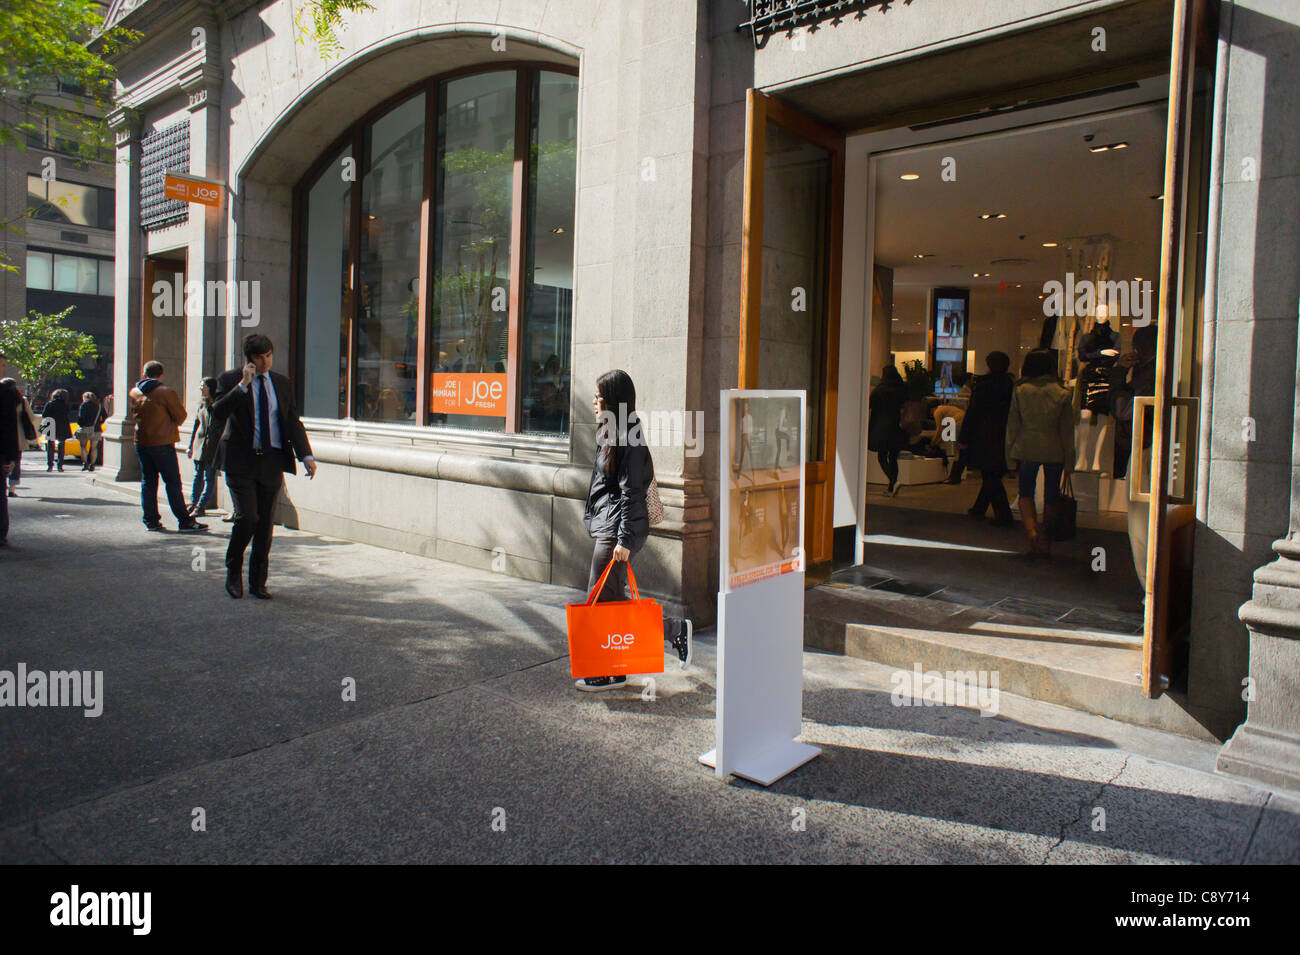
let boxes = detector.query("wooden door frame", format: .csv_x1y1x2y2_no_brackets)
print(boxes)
1143,0,1211,698
738,89,845,564
140,251,187,386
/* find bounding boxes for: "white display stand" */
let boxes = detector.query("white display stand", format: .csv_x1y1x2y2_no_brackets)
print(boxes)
700,570,820,785
866,452,948,487
702,389,821,786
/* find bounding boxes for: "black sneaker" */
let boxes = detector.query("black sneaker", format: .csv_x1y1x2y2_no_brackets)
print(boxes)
145,523,166,532
575,676,627,692
668,619,693,666
178,521,208,533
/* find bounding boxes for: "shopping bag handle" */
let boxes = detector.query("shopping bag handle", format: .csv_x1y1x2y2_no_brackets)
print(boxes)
586,556,641,605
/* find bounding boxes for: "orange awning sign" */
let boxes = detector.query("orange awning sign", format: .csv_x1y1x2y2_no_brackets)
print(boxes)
163,172,223,207
430,373,507,416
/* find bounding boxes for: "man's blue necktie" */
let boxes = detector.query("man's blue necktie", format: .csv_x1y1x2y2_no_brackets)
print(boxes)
256,375,270,451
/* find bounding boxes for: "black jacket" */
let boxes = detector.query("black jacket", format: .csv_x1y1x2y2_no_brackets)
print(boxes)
867,379,907,453
77,400,100,428
1,390,36,463
959,371,1014,473
211,369,313,476
584,429,652,548
41,396,72,440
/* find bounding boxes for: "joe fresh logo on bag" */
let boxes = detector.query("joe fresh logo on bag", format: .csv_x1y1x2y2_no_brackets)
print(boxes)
601,633,635,649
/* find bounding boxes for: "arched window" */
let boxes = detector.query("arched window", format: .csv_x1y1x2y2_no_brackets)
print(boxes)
295,65,577,435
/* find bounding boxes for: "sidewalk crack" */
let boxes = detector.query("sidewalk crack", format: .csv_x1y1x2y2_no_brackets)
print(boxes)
1041,753,1131,864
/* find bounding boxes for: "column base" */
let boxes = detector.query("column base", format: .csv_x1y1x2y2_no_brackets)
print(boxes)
1218,724,1300,794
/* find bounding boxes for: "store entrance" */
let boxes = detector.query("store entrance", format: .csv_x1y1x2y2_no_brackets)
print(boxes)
849,102,1168,641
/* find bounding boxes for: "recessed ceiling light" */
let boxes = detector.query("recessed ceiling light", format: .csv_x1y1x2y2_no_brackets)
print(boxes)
1042,242,1058,248
900,173,920,181
1150,194,1164,201
1134,276,1143,281
995,213,1007,219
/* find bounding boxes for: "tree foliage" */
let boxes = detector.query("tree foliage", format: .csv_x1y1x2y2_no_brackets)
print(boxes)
0,307,98,397
294,0,376,60
0,0,136,152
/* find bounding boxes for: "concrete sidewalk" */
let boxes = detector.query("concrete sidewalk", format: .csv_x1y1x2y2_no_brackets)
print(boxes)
1,460,1297,863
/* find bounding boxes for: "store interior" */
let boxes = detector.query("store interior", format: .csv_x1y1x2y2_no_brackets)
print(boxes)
848,101,1168,636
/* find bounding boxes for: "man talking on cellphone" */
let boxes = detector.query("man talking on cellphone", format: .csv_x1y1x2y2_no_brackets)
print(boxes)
212,333,317,599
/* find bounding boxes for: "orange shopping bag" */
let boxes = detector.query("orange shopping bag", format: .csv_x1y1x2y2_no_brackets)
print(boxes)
566,559,665,679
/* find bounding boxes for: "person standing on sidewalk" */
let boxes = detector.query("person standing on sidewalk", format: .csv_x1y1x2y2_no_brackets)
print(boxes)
0,378,36,546
575,369,690,692
2,379,39,498
41,389,71,472
187,377,219,517
75,391,101,472
212,334,316,600
129,361,207,533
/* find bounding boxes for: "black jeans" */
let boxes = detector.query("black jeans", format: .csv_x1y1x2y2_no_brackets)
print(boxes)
225,451,287,587
46,439,65,469
0,459,10,539
970,469,1012,520
877,449,899,488
137,445,190,527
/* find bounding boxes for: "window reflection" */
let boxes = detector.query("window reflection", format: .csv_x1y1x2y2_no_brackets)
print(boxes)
521,72,577,434
301,145,353,419
356,93,425,423
431,72,515,431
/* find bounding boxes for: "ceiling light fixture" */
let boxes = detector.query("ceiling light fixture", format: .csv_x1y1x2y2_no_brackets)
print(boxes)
900,173,920,181
1042,242,1058,248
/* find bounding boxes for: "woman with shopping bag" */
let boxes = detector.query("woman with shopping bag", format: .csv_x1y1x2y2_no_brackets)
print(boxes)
572,369,690,691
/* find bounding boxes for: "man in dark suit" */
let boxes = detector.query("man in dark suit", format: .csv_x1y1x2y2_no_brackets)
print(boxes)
212,334,317,599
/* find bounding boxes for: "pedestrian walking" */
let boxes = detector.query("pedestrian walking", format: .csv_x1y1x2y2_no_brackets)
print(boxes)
212,334,316,600
41,389,72,471
129,361,207,533
1005,348,1075,557
187,377,220,517
2,380,38,497
576,368,690,691
76,391,101,471
0,378,37,547
868,365,907,496
959,351,1015,526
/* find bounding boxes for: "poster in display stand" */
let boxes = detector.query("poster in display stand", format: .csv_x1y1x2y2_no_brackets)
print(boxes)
699,390,821,786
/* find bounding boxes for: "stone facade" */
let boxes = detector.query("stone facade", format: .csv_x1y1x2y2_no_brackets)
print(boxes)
99,0,1300,783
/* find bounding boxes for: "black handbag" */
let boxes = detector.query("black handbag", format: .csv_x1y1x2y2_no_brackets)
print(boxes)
1048,473,1078,541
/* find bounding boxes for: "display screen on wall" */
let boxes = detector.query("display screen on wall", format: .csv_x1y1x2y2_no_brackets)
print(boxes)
930,288,970,396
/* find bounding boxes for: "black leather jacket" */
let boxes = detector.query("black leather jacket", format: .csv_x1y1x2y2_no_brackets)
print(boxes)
583,438,653,548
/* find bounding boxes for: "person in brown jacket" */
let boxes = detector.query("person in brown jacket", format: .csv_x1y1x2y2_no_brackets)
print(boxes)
129,360,207,532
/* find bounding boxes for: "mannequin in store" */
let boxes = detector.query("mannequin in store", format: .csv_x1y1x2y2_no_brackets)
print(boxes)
1073,312,1120,475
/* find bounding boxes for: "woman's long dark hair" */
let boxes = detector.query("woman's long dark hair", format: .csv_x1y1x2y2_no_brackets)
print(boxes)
596,369,637,476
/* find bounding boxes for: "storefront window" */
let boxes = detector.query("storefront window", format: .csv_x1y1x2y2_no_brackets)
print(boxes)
357,93,425,423
431,72,515,431
295,65,577,436
520,72,577,435
301,145,353,419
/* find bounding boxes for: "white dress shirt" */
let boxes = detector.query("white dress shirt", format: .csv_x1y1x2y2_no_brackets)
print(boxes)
238,375,314,462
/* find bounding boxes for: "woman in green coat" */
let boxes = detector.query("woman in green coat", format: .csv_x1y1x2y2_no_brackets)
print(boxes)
1005,349,1075,556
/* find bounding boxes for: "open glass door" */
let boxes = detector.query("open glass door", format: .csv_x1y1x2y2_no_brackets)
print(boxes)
1141,0,1215,697
738,90,844,565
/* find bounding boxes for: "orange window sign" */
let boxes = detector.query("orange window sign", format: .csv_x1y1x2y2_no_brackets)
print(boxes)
430,373,508,416
163,173,223,207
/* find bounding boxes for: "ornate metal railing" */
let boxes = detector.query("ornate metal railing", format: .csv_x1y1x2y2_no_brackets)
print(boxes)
738,0,905,49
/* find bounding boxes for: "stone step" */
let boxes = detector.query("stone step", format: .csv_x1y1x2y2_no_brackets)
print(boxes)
805,585,1217,742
